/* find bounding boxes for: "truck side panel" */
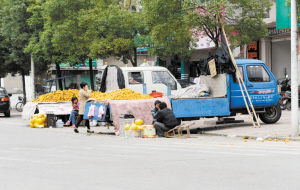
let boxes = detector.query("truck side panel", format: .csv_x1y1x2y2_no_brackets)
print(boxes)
171,98,230,118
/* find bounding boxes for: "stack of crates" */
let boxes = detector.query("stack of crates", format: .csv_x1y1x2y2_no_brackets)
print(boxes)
119,114,135,137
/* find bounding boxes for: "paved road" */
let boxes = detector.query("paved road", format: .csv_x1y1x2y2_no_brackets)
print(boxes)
1,114,300,190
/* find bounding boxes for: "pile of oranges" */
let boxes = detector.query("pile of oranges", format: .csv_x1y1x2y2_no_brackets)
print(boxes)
91,89,153,101
32,88,153,103
32,89,80,103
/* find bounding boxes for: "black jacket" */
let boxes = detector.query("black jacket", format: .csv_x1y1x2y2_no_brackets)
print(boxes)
154,108,178,129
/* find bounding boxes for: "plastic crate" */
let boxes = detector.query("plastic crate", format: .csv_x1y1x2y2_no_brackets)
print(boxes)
46,112,57,128
119,114,135,137
125,130,142,138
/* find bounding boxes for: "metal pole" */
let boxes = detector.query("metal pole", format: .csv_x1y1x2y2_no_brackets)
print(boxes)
31,54,35,100
291,0,299,137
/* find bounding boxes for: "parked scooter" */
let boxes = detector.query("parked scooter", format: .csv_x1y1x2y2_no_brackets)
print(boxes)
277,75,291,110
281,87,300,111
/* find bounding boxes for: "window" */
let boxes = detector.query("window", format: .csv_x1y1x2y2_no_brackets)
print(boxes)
247,65,270,82
234,66,244,83
128,72,144,84
152,71,177,90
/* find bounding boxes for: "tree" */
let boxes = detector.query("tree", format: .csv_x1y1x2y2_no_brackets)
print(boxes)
80,2,148,67
39,0,96,89
183,0,273,48
0,0,33,102
141,0,197,61
25,0,69,90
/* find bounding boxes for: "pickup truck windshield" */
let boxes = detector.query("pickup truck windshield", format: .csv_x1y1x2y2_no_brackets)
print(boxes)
152,71,177,90
247,66,270,82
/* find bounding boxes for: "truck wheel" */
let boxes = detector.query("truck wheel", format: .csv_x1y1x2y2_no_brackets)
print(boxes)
286,102,291,111
259,104,281,124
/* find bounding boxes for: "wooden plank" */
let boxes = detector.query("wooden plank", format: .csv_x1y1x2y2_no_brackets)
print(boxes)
221,26,260,128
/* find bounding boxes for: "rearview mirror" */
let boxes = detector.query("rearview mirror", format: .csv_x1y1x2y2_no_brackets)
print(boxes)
8,93,12,97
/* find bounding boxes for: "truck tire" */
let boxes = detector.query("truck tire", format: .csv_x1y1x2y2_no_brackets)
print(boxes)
259,104,281,124
286,102,291,111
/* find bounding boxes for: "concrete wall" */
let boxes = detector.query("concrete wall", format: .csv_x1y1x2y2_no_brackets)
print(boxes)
2,74,23,94
264,1,276,27
271,40,291,79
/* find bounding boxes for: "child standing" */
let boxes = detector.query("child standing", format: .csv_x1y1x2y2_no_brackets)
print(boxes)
65,97,79,128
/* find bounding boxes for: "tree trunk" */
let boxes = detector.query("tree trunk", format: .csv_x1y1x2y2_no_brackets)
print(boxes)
89,58,95,91
133,47,137,67
21,69,27,103
55,62,63,90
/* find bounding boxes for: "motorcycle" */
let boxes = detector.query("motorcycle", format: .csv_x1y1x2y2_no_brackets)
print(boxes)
281,87,300,111
277,77,291,110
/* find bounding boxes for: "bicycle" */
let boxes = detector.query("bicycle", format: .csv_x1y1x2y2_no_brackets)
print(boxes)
16,96,26,112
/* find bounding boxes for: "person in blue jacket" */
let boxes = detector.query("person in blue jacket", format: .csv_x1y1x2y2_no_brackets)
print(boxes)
151,100,161,124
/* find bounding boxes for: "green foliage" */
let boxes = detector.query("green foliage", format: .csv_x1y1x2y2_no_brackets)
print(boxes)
0,0,32,75
141,0,196,61
285,0,300,29
184,0,272,47
79,2,146,66
25,0,89,66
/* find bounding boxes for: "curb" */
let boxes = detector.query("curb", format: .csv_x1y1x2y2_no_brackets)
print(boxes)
200,131,300,141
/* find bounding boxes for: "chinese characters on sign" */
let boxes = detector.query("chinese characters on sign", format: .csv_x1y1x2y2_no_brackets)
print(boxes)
248,41,259,59
250,95,274,103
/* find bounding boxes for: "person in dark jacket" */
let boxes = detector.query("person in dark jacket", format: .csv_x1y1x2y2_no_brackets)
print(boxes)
154,102,178,137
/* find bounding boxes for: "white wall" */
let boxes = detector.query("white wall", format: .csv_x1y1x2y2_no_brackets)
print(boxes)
3,74,23,93
264,1,276,27
271,40,291,79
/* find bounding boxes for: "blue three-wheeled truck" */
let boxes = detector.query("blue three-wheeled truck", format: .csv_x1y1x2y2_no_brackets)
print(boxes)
172,59,281,125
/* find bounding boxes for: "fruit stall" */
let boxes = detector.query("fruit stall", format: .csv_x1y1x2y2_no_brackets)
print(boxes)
24,88,171,136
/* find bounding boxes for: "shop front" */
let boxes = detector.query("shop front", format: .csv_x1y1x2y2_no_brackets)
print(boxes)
50,59,100,91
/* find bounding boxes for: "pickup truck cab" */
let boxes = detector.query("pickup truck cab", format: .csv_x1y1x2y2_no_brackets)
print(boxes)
172,59,281,124
98,66,182,94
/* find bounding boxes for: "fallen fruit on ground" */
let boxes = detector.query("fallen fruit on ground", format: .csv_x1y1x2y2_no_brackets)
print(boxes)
275,139,278,141
32,88,153,102
244,140,247,142
250,137,253,139
261,139,264,142
268,138,272,141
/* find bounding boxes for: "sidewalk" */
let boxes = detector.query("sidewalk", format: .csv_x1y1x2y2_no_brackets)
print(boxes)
187,110,300,140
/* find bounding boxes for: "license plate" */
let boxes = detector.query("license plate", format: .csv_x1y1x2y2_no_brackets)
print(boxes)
283,100,287,104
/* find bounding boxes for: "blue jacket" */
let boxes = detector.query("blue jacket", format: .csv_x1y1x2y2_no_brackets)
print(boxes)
151,107,159,118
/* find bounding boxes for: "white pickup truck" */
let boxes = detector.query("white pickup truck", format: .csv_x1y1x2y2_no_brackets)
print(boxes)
97,66,182,94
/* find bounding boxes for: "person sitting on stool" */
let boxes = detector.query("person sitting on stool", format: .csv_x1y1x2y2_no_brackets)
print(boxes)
154,102,178,137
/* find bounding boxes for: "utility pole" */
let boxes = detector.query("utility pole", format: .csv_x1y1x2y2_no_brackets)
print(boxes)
291,0,299,137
